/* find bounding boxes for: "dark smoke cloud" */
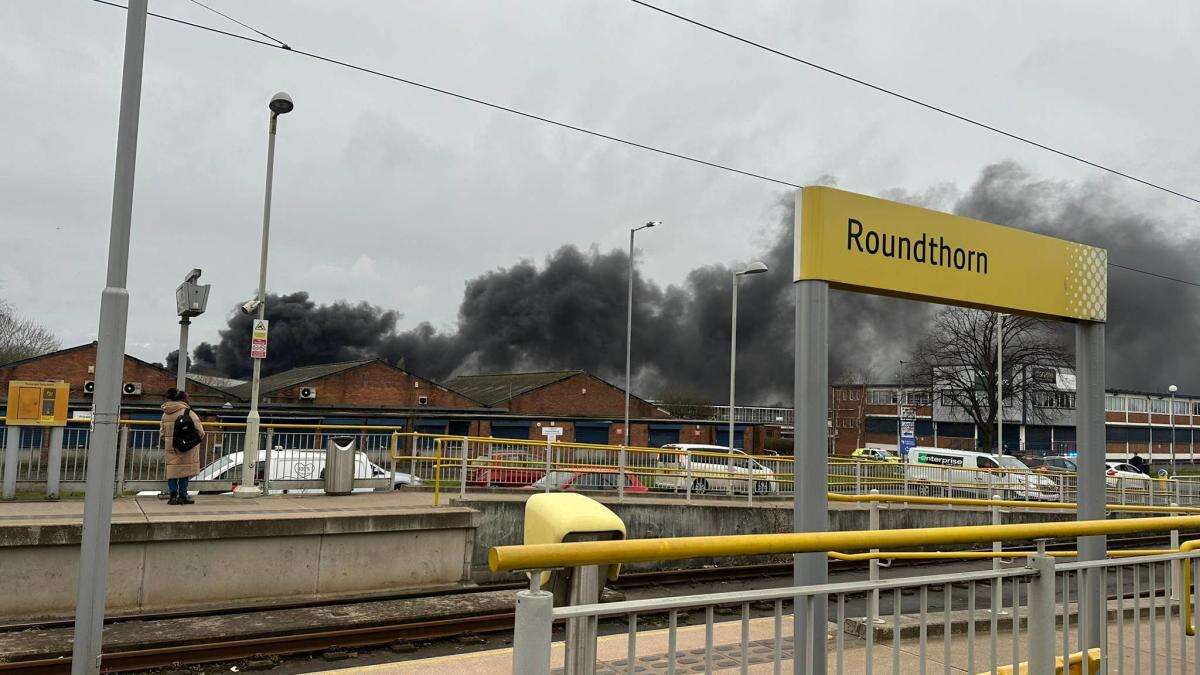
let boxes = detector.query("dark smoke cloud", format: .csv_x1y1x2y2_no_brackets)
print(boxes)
193,292,401,379
183,163,1200,400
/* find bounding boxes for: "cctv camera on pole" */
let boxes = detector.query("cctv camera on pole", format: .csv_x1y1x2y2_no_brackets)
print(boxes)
175,270,211,390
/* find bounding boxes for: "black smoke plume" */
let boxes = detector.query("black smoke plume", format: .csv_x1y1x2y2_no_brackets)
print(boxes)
183,163,1200,401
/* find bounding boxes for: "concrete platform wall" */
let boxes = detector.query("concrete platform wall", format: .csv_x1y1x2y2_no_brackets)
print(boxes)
455,496,1135,582
0,508,478,620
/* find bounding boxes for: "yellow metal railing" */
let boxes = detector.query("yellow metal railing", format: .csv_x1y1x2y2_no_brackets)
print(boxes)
488,513,1200,572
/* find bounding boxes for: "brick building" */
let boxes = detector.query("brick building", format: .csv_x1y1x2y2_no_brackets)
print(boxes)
1,348,776,453
0,343,234,410
225,359,483,411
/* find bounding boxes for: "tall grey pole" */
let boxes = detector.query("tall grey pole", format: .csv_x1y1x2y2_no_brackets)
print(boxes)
896,359,905,452
996,314,1004,455
71,1,147,672
235,110,281,498
623,228,634,448
1075,321,1105,653
1170,388,1177,475
729,273,738,451
175,317,190,391
793,278,829,674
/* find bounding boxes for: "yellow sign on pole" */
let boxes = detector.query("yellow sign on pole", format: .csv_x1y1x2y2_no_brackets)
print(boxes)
796,186,1107,322
4,381,70,427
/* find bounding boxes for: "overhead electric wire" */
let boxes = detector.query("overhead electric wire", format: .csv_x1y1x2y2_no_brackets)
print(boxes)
628,0,1200,208
184,0,289,48
89,0,1200,289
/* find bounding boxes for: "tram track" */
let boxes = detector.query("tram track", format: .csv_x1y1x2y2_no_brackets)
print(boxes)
0,533,1181,673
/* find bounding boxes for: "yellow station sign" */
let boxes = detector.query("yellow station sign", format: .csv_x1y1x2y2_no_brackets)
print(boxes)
4,380,70,427
795,186,1107,322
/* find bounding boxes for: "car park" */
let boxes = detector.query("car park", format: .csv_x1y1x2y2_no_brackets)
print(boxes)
653,444,778,494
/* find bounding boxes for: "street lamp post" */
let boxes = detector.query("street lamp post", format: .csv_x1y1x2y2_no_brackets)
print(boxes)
622,221,659,464
235,92,294,498
1170,384,1178,475
729,262,769,454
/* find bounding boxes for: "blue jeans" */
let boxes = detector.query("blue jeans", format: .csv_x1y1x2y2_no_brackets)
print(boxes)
167,477,190,495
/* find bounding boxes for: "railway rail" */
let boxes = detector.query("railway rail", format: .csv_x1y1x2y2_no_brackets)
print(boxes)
0,534,1180,673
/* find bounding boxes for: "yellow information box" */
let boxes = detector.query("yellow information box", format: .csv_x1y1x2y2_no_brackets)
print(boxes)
4,381,70,427
796,186,1107,322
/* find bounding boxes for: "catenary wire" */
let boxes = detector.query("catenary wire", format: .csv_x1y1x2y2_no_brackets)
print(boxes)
628,0,1200,207
90,0,1200,289
185,0,289,48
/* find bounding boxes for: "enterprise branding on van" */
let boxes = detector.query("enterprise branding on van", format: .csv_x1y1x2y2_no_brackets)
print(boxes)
915,452,963,467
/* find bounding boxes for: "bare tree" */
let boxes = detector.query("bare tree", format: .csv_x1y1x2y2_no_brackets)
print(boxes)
0,300,60,365
910,307,1071,453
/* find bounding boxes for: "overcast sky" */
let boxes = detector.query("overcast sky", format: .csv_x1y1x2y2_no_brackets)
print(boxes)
4,1,1200,367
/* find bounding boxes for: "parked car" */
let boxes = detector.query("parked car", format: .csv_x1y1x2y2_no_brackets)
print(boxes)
906,447,1058,500
653,444,778,494
466,451,544,487
526,469,648,493
850,447,900,464
138,450,421,496
1106,461,1148,490
1036,455,1078,475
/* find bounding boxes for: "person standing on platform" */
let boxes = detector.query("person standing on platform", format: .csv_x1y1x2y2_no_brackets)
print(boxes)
160,388,205,505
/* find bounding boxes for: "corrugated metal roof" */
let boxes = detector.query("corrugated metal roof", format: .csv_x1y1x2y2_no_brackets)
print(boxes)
186,374,246,390
445,370,583,406
226,359,375,400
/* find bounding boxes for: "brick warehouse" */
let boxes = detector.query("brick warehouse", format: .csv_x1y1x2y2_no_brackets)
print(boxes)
1,346,775,452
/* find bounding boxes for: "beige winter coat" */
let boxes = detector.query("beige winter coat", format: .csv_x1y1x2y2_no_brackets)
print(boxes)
160,401,205,479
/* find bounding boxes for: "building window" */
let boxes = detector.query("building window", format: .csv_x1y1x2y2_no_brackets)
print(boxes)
836,418,858,429
1033,391,1076,409
866,389,894,405
905,391,932,406
1127,397,1148,413
1174,400,1191,416
1106,395,1126,412
1150,398,1169,414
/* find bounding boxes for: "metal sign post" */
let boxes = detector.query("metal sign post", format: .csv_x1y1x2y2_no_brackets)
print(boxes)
541,426,562,493
793,186,1108,670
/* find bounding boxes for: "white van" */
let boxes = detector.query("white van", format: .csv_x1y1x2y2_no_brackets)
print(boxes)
906,447,1057,501
139,449,421,496
654,444,778,494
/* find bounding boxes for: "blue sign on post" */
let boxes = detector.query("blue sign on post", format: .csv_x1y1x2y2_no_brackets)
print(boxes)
899,406,917,459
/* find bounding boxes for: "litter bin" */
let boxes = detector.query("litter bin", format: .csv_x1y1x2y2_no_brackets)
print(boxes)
324,435,356,495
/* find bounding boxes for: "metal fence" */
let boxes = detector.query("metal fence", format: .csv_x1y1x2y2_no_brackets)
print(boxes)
383,433,1200,509
8,420,1200,507
498,514,1200,674
524,550,1196,673
0,420,408,497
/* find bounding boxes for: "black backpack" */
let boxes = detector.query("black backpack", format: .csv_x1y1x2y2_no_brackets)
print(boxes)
173,408,203,451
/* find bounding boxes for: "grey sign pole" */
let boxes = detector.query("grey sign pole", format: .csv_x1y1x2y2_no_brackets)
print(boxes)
793,263,829,671
175,317,190,390
1075,321,1106,652
71,1,147,672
